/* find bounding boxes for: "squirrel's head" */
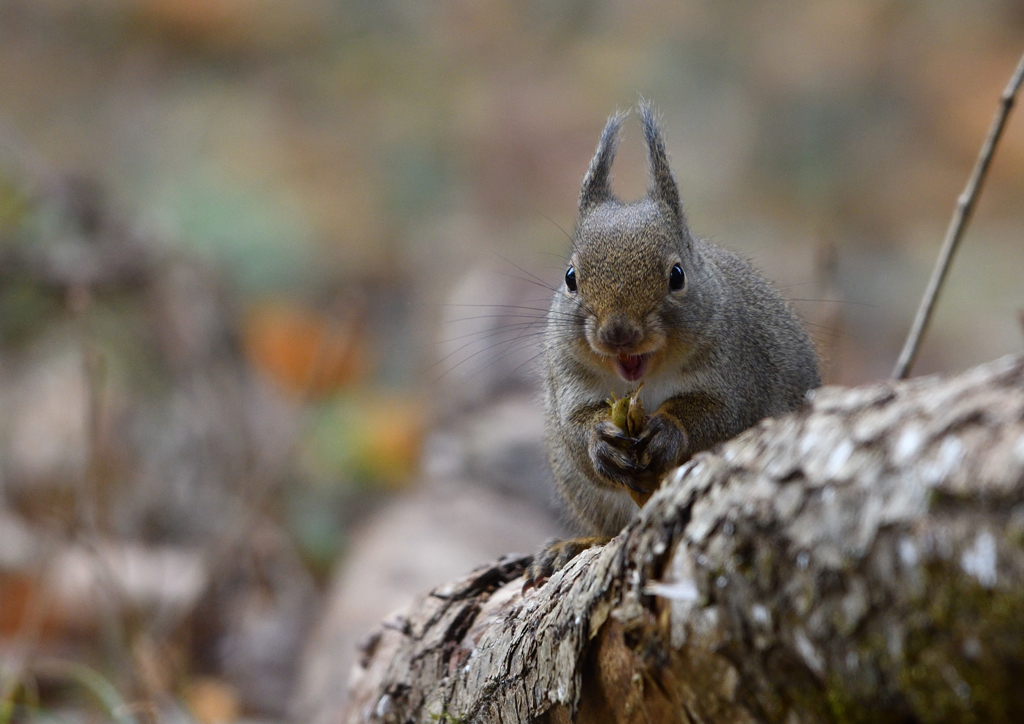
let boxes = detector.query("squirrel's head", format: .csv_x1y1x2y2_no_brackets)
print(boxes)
561,103,703,383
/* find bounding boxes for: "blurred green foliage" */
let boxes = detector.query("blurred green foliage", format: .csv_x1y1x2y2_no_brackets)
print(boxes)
168,172,317,295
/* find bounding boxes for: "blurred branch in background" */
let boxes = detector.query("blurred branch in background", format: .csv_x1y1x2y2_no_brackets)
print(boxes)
893,48,1024,380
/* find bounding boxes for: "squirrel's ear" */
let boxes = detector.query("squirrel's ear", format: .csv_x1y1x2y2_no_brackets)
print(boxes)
639,102,684,228
579,111,626,215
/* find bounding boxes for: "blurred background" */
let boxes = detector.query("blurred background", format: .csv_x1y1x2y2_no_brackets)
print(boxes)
0,1,1022,722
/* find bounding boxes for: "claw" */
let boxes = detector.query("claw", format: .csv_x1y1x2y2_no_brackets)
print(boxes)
523,536,611,589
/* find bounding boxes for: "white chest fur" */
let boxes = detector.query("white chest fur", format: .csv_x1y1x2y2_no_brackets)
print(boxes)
576,363,716,413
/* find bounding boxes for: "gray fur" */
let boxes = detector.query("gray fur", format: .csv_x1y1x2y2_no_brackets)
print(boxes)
639,100,684,229
544,107,821,537
579,111,626,214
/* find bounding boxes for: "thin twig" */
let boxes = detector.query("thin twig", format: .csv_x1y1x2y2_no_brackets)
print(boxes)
892,49,1024,379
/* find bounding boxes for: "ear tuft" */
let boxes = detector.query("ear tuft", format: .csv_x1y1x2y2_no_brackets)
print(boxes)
579,111,627,215
638,101,683,228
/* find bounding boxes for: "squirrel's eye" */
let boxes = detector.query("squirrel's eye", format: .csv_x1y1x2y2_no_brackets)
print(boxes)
669,263,685,291
565,266,577,293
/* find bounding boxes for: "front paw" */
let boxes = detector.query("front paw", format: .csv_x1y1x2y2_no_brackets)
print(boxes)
634,413,690,480
523,536,610,590
589,420,647,493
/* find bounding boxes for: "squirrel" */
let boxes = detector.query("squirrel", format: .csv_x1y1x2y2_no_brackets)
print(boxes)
524,104,821,587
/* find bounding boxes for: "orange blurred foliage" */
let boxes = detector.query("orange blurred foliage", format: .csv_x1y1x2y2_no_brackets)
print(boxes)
358,398,424,488
185,677,241,724
134,0,257,39
243,302,370,398
0,573,37,638
0,573,70,643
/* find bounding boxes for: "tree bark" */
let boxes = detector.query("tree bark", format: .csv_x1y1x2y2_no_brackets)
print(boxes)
342,354,1024,723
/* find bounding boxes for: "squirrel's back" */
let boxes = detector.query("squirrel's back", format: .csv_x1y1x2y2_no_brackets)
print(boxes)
697,238,821,422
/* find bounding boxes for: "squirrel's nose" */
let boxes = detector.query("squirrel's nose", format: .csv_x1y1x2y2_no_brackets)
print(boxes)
598,318,642,350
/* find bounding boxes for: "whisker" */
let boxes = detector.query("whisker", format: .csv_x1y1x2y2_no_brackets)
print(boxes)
431,329,546,382
490,251,559,292
443,302,553,313
507,348,548,378
786,298,877,308
535,210,574,246
444,313,548,325
433,322,548,348
428,325,545,371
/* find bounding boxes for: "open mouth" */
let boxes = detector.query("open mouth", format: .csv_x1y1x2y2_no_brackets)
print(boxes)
615,352,650,382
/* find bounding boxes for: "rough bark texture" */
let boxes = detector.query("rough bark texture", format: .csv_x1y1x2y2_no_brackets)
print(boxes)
342,354,1024,724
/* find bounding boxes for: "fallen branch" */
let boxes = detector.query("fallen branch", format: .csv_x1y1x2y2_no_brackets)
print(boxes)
343,354,1024,723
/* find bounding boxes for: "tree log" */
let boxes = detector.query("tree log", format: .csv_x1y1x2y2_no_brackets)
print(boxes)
342,355,1024,723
